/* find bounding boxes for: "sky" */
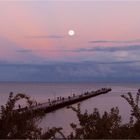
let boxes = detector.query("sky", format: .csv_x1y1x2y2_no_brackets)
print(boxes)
0,0,140,82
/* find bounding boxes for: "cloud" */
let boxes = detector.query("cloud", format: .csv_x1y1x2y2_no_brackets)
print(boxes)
51,45,140,53
16,49,32,53
0,60,10,65
0,61,140,82
32,45,139,53
47,35,64,39
89,39,140,44
82,60,140,64
26,35,63,39
75,45,140,52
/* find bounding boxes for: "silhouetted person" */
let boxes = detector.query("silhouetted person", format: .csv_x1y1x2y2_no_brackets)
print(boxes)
18,104,21,109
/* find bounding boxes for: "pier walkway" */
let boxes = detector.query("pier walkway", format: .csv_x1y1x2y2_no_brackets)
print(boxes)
17,88,111,113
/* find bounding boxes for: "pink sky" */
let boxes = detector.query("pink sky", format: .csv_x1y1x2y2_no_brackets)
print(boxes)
0,1,140,63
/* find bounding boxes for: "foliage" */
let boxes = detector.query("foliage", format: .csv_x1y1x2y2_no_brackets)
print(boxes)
0,92,67,139
67,105,122,139
0,92,45,139
41,127,66,139
121,90,140,139
66,89,140,139
1,90,140,139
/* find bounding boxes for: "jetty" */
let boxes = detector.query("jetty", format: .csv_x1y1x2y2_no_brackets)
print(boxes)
17,88,111,113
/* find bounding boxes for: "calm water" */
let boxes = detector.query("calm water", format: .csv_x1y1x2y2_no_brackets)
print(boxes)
0,82,140,134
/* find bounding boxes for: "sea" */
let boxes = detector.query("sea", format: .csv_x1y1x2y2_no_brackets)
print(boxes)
0,82,140,134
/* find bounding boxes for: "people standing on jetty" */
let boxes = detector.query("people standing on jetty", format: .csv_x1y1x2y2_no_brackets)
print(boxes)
48,99,50,103
62,97,65,101
16,88,111,113
73,93,75,97
18,104,21,109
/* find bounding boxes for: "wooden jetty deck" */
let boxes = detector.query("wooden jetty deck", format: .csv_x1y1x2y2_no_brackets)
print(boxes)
17,88,111,113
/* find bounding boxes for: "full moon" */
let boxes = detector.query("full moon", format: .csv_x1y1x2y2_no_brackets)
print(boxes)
68,30,75,36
